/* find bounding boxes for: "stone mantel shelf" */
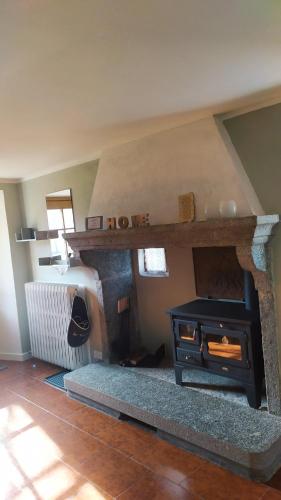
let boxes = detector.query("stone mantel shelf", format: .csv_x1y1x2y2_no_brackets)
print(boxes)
64,215,279,260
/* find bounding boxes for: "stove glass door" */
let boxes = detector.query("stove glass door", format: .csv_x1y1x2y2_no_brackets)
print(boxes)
206,334,242,361
201,325,248,367
174,320,200,345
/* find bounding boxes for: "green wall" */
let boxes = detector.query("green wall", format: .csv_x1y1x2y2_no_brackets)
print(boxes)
20,160,99,283
224,103,281,214
0,160,98,358
21,160,99,232
0,183,31,354
224,104,281,282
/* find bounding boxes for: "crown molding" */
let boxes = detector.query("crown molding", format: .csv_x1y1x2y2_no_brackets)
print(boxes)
0,178,21,184
219,95,281,121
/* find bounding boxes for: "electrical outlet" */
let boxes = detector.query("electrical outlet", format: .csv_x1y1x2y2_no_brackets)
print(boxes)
117,296,129,313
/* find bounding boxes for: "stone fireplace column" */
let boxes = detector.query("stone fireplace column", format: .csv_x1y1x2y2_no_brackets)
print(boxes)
237,215,281,415
80,249,140,362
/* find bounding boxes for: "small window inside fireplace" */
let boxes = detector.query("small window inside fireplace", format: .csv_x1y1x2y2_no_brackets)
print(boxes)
138,248,169,277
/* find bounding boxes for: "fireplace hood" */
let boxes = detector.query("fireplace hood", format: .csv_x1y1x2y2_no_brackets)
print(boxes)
86,117,264,226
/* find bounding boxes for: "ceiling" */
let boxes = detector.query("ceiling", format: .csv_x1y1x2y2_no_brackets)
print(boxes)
1,0,281,180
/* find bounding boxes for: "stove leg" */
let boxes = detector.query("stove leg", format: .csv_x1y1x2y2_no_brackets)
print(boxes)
245,384,262,409
175,366,183,385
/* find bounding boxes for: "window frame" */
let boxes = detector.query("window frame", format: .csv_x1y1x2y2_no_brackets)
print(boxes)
47,207,75,260
137,248,169,278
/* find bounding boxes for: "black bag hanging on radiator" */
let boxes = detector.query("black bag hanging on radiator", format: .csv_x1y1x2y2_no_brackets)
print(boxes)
67,294,91,347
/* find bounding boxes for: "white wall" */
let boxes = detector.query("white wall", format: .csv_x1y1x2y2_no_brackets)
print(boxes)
90,116,263,223
133,246,196,354
0,191,23,359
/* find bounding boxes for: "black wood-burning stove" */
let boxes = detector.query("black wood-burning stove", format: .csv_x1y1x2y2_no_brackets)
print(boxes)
168,247,264,409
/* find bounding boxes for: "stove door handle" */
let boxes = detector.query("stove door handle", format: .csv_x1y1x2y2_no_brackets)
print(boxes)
200,332,206,353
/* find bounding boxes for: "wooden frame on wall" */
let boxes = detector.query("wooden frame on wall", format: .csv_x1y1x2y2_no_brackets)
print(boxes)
86,216,103,230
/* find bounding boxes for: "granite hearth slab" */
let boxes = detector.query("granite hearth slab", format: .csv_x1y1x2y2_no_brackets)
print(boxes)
131,365,268,407
64,362,281,481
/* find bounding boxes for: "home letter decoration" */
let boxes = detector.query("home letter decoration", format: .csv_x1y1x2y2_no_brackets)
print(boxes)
131,213,150,227
106,213,150,229
107,217,117,230
118,216,129,229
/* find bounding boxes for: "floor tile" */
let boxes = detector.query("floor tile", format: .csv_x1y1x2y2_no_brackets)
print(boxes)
39,392,83,418
15,358,61,380
79,444,149,497
94,419,158,457
5,375,45,396
268,467,281,491
7,423,63,479
0,392,19,410
10,486,39,499
64,404,118,434
7,375,83,418
181,461,268,500
32,461,84,500
59,430,106,470
62,480,112,499
262,488,281,499
0,442,26,496
1,358,281,500
132,438,204,484
0,395,47,440
118,472,199,499
0,368,23,384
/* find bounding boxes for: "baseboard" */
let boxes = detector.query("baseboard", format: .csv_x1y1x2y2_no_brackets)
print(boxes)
0,351,32,362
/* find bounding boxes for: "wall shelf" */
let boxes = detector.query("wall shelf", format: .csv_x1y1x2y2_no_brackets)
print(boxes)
15,228,59,242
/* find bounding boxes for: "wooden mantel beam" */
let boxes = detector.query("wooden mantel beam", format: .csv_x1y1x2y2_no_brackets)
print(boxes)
64,216,257,253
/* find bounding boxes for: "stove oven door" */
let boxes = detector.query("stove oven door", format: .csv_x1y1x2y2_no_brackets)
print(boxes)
201,325,249,368
174,319,200,346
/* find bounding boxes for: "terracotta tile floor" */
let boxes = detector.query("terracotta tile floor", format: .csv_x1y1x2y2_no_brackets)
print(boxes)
0,359,281,499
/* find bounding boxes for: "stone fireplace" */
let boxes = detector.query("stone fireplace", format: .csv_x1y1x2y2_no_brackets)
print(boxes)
80,249,140,362
62,118,281,479
65,214,281,415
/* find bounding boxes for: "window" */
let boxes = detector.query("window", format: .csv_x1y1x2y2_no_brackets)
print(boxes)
46,189,75,260
138,248,168,277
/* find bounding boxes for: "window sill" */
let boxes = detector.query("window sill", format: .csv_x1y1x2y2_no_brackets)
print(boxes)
139,271,169,278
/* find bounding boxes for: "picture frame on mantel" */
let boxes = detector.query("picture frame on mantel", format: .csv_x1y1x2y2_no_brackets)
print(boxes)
178,192,195,223
86,216,103,230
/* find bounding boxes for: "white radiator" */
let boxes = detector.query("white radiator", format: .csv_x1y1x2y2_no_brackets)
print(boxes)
25,282,90,370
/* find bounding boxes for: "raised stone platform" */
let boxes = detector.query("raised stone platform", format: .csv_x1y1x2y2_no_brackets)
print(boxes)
64,362,281,481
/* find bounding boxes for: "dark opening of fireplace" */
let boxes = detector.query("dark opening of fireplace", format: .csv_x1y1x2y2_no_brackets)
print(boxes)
192,246,259,314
